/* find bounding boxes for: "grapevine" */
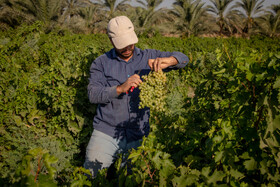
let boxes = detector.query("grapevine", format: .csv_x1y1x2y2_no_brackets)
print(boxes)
139,70,167,113
1,23,280,186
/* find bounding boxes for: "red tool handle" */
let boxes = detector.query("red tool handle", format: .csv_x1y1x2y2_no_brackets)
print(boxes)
126,86,135,94
126,69,141,94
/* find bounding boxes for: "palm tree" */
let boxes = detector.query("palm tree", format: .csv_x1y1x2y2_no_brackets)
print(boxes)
94,0,131,19
0,0,33,29
12,0,64,26
130,0,168,35
272,4,280,15
78,4,107,33
260,3,280,37
171,0,208,37
206,0,235,35
60,0,92,24
225,9,245,36
135,0,163,26
233,0,265,36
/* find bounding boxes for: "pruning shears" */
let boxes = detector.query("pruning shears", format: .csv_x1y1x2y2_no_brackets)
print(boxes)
126,69,141,94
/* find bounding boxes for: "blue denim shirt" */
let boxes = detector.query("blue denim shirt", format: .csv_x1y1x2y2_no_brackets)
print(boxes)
88,47,189,142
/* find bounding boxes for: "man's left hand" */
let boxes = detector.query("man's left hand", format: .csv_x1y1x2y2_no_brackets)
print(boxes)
148,56,178,71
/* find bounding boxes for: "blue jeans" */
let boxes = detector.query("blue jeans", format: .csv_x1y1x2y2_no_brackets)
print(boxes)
84,130,142,177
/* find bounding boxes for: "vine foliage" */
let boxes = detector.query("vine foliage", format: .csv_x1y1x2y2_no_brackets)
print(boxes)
0,22,280,186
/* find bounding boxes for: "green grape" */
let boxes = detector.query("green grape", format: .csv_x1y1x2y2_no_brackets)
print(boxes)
139,70,167,113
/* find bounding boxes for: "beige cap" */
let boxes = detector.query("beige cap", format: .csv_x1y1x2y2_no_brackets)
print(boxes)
107,16,138,49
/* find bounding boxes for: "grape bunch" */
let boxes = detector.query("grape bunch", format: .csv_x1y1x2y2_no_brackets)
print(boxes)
139,70,167,113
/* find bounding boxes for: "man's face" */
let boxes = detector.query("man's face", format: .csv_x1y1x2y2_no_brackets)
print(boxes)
115,44,135,60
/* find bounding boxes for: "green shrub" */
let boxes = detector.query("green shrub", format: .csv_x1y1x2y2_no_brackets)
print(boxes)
1,22,279,186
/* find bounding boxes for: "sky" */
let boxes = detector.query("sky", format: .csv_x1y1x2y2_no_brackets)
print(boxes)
131,0,280,9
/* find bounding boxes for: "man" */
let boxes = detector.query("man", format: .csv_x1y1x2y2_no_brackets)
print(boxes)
84,16,189,177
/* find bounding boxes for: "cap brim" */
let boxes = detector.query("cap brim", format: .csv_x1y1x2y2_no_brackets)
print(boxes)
111,31,138,49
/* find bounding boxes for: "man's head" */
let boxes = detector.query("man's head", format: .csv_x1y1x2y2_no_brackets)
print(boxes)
107,16,138,50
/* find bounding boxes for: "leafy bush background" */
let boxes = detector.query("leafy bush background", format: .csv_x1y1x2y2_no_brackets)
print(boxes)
0,22,107,185
0,22,280,186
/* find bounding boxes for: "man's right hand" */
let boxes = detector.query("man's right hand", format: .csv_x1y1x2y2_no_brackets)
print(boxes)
116,74,142,95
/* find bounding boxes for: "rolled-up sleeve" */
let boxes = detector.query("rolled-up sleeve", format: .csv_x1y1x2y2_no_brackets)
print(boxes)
153,50,189,69
87,60,119,104
171,52,189,68
170,52,189,69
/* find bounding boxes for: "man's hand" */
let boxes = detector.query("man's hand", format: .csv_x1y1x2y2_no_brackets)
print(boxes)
148,56,178,71
116,74,142,95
